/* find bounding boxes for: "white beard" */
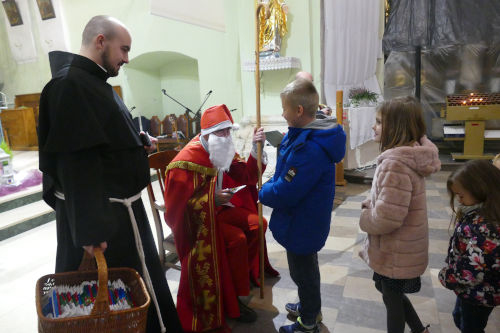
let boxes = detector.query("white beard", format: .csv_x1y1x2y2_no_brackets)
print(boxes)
208,134,236,172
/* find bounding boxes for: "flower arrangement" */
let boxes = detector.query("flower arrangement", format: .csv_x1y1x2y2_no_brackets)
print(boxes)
349,87,378,106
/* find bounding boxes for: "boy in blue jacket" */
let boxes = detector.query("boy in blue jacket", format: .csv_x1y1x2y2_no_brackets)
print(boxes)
259,79,346,333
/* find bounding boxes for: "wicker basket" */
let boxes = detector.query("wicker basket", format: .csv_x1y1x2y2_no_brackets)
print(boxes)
35,248,150,333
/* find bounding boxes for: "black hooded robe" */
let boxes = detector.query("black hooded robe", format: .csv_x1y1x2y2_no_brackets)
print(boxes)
38,51,183,333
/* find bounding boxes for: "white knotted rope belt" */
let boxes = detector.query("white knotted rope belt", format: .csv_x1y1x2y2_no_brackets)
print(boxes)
109,192,166,333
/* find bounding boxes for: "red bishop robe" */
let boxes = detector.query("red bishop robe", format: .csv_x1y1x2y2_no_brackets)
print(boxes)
220,163,279,287
164,135,272,332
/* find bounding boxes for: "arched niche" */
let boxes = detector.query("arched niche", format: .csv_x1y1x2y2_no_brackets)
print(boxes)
123,51,200,119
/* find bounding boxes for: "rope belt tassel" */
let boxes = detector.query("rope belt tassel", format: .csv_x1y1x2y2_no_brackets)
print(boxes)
109,193,166,333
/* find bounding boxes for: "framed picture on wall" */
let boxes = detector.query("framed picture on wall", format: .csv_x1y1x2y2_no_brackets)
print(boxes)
2,0,23,26
36,0,55,20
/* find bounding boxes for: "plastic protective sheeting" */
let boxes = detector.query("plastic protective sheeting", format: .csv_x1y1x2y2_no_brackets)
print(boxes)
383,0,500,53
384,45,500,138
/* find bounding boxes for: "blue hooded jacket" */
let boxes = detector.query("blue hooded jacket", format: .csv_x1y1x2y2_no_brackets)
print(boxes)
259,118,346,254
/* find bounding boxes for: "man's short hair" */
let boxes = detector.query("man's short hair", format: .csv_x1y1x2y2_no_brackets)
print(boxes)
82,15,119,46
280,79,319,117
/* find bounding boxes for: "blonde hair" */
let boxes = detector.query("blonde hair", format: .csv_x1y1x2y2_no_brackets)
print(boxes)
378,96,426,151
280,79,319,118
493,153,500,163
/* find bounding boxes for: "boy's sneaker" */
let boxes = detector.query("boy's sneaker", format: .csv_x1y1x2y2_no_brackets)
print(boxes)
285,302,323,323
279,318,319,333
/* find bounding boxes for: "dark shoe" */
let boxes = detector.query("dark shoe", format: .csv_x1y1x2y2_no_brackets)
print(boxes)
285,302,323,323
279,319,319,333
236,299,257,323
412,324,431,333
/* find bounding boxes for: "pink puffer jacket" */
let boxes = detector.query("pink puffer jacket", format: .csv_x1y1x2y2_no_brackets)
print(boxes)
359,136,441,279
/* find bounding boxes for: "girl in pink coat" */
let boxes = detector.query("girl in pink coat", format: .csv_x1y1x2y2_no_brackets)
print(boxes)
359,96,440,333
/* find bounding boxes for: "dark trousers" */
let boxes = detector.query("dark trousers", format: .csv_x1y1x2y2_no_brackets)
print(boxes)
453,297,494,333
375,280,425,333
286,251,321,326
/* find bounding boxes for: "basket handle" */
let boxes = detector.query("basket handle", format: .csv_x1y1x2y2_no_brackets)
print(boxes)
90,247,110,315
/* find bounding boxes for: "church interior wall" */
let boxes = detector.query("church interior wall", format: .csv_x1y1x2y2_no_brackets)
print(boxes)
237,0,321,123
159,58,201,118
121,66,162,119
0,0,52,107
0,0,322,124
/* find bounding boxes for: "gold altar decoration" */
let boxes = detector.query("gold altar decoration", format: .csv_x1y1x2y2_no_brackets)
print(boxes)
257,0,288,57
441,92,500,160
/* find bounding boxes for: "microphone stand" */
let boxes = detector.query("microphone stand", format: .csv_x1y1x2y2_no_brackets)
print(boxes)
190,90,212,137
161,89,213,139
161,89,196,117
194,90,212,119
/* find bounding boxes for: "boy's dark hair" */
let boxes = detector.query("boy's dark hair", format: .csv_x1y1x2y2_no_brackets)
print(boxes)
378,96,426,151
447,159,500,227
280,79,319,118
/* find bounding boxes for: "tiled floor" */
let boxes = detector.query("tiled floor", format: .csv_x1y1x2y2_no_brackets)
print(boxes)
212,174,499,333
1,150,499,332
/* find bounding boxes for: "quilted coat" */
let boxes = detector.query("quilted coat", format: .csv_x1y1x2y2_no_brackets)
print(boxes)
359,136,441,279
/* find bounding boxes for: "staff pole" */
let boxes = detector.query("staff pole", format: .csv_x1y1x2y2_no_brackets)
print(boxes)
255,2,268,299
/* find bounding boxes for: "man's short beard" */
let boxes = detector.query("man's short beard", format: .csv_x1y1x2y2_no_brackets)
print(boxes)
208,134,235,172
101,47,119,77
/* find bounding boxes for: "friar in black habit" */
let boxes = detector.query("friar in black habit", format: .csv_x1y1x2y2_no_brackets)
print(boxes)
38,15,183,333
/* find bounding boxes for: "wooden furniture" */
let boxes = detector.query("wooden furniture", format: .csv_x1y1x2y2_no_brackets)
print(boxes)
441,93,500,159
0,107,38,150
149,116,161,137
156,114,189,151
176,114,189,139
15,93,40,126
186,112,201,139
146,150,181,271
161,115,174,136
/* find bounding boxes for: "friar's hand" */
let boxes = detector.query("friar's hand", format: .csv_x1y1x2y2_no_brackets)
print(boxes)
147,135,158,152
140,131,157,153
83,242,108,257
